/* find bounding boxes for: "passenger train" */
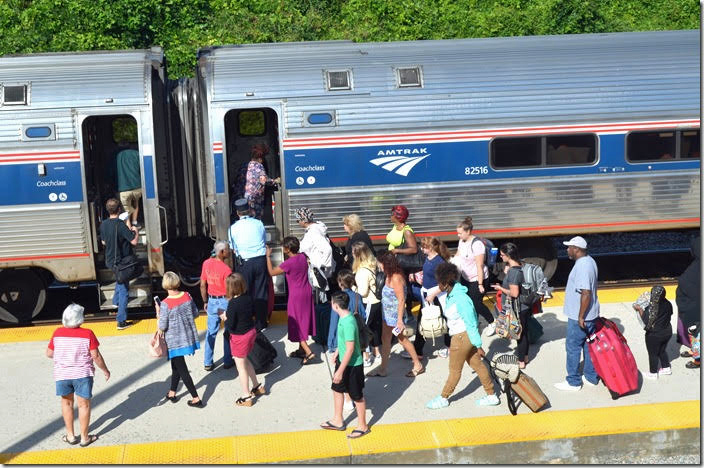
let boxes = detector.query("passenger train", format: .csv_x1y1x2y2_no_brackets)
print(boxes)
0,29,699,323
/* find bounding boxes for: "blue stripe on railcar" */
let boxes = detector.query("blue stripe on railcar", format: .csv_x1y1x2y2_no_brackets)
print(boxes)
0,162,83,205
283,135,700,190
143,155,156,199
214,152,225,194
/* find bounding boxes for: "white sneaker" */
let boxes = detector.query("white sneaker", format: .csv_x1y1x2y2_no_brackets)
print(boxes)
484,322,496,336
426,395,449,409
582,376,598,387
658,367,672,376
344,399,355,412
475,394,500,406
554,381,582,392
434,348,449,358
363,355,375,367
643,371,658,380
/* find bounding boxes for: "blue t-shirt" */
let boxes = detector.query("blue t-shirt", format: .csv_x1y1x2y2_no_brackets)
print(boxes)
564,255,600,321
422,255,445,289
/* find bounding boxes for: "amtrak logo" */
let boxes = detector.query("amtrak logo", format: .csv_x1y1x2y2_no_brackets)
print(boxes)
370,148,429,176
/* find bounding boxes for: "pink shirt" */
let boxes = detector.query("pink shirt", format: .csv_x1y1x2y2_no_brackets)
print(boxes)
456,237,489,282
48,327,100,381
200,257,232,296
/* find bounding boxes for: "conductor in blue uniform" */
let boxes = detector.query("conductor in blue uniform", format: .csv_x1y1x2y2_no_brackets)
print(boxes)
228,198,270,331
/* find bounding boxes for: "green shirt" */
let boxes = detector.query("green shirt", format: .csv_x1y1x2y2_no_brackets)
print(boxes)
337,313,363,367
116,148,141,192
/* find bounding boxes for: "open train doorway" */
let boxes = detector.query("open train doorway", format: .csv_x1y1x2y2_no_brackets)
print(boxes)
223,108,282,237
81,115,142,263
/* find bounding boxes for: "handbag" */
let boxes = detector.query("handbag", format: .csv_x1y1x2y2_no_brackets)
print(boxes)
395,228,426,272
148,330,167,358
305,255,328,291
112,221,143,284
495,297,522,340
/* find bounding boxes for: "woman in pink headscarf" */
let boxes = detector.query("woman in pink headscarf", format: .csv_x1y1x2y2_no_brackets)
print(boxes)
244,144,280,219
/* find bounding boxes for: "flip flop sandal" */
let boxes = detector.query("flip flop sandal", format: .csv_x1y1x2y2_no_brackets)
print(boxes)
347,428,371,439
62,435,79,445
685,361,700,369
320,420,346,431
405,367,425,378
301,353,317,365
80,435,98,447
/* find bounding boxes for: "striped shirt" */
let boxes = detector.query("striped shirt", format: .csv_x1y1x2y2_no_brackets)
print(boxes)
48,327,99,381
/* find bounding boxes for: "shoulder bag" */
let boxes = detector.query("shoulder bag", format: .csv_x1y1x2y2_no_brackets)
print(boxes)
148,330,167,358
395,227,426,272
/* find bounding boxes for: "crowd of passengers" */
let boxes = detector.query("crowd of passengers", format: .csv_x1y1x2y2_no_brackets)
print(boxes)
47,195,701,446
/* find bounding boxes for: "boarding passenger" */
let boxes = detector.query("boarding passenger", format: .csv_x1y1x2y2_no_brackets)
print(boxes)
491,243,531,369
633,285,672,379
115,144,142,229
455,217,495,335
387,205,420,316
368,251,424,378
297,207,335,299
676,237,700,359
403,237,451,360
266,237,317,365
99,198,138,330
244,144,280,219
223,273,265,407
47,303,110,447
342,214,375,268
200,241,234,371
229,198,270,331
320,291,370,439
157,272,203,407
426,263,499,409
351,242,382,366
554,236,600,391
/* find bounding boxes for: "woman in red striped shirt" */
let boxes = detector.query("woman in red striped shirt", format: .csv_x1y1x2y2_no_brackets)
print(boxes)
46,304,110,448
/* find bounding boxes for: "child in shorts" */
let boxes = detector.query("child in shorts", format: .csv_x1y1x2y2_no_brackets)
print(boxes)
320,291,370,439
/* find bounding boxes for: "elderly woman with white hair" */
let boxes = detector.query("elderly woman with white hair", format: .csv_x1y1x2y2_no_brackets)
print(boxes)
46,303,110,447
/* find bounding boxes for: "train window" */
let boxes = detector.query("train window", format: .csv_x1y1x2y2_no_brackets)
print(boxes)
305,112,335,126
491,137,541,168
680,130,700,159
112,117,138,144
2,84,28,105
545,134,596,166
238,110,266,136
326,70,352,91
23,125,54,140
396,67,423,88
627,131,677,161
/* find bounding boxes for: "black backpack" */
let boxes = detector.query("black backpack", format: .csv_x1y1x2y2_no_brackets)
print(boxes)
365,267,386,301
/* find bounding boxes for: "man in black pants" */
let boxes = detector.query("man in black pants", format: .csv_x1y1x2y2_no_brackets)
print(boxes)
228,198,270,331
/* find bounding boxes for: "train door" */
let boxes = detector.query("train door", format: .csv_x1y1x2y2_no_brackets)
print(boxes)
79,113,164,308
223,107,284,240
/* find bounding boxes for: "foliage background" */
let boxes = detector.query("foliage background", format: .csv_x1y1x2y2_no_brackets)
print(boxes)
0,0,698,77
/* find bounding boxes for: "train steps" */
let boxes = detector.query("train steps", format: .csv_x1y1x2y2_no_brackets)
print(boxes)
98,274,153,311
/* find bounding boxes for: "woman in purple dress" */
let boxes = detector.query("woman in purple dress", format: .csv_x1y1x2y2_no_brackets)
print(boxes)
266,236,317,364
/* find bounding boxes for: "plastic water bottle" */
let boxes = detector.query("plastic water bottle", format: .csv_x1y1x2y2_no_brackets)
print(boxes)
489,247,498,265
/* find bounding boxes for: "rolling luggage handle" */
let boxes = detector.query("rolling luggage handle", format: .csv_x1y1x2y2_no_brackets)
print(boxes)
481,355,520,416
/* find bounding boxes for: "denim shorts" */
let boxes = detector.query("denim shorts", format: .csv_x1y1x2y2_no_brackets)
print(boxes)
55,376,94,399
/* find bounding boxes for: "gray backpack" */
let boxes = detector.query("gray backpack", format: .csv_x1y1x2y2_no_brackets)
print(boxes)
520,263,545,307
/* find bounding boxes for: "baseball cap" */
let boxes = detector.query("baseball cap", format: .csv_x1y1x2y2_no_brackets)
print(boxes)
563,236,587,249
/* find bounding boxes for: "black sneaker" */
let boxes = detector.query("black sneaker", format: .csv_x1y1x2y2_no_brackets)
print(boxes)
223,362,235,370
117,321,133,330
204,364,214,371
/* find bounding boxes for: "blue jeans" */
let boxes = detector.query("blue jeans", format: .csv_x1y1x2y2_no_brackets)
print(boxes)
566,318,598,386
327,309,339,351
113,282,128,323
204,298,233,367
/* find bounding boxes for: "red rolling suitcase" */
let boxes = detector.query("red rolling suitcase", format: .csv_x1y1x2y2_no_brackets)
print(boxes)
586,318,638,398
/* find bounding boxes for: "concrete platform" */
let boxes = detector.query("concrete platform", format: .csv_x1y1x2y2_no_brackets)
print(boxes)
0,286,700,463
